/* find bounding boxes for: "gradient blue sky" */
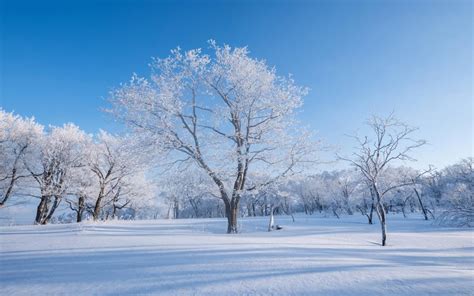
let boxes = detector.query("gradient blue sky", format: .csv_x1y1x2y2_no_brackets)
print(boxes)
1,0,472,170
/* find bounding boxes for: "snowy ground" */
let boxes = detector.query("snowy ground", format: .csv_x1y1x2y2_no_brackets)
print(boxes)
1,214,473,296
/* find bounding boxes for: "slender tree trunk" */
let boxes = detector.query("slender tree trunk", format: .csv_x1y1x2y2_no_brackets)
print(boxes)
268,205,274,231
0,149,26,207
42,196,61,224
35,196,49,224
376,202,387,246
112,203,117,219
288,205,295,222
367,213,373,224
332,208,340,219
77,195,85,222
368,192,375,224
0,169,17,207
172,197,179,219
373,184,387,246
413,187,428,220
93,188,105,221
93,196,103,221
401,203,407,218
343,191,353,215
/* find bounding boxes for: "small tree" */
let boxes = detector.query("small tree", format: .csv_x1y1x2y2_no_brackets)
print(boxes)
339,114,425,246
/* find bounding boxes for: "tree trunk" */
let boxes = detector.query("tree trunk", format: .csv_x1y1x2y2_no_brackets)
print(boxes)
93,195,103,221
332,208,340,219
368,190,375,224
375,201,387,246
413,187,428,220
42,196,61,224
373,184,387,246
226,201,239,233
77,195,85,223
0,168,17,207
268,205,274,231
0,149,25,207
263,195,268,216
173,198,179,219
112,203,117,219
35,196,49,224
401,203,407,218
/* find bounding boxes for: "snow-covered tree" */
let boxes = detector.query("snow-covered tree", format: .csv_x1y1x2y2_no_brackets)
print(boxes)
66,164,96,222
158,166,220,219
86,131,148,221
0,109,43,208
437,158,473,226
26,124,88,224
109,41,315,233
339,114,426,246
289,175,324,215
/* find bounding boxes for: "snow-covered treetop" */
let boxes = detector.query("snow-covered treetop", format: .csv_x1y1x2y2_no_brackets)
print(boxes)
109,41,317,196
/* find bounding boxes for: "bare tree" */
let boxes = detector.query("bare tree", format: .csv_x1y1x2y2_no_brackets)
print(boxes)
339,114,426,246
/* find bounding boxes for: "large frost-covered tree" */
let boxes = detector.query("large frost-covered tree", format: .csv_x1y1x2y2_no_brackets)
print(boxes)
109,41,314,233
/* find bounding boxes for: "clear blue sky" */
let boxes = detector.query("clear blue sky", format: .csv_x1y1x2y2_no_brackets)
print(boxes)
1,0,472,170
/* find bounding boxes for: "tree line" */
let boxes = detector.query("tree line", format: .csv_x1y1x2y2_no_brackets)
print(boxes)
1,42,472,246
0,112,155,224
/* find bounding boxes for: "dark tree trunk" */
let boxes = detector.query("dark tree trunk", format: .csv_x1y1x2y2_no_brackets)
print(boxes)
174,198,179,219
225,201,239,233
93,194,104,221
365,188,376,224
366,212,373,224
77,195,85,223
0,148,26,207
401,203,407,218
35,196,49,224
333,208,340,219
376,202,387,246
42,196,61,224
0,168,17,207
112,203,118,219
413,187,429,220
